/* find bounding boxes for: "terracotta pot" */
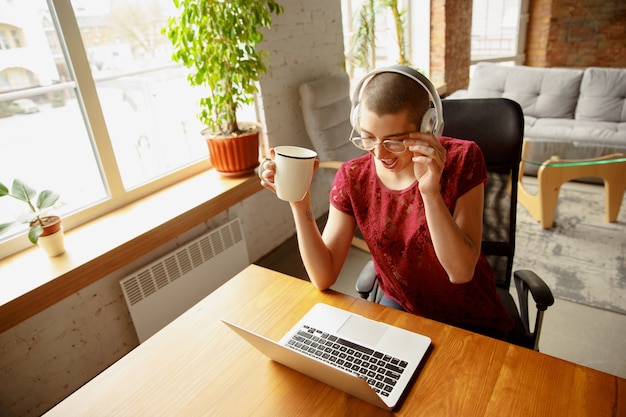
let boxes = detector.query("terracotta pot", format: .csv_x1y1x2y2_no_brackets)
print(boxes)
39,215,62,237
34,216,65,257
203,123,261,177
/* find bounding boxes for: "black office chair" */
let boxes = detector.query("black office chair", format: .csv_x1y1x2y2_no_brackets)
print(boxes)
355,98,554,351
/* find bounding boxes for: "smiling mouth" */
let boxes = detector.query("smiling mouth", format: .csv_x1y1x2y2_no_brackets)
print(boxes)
379,157,398,169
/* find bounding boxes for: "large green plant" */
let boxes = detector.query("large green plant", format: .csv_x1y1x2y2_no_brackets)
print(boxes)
165,0,283,136
348,0,409,74
0,179,60,244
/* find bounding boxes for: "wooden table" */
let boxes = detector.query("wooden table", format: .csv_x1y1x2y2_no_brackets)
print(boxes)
44,265,624,416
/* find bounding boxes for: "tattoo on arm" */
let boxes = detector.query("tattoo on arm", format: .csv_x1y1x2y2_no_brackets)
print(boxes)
305,207,314,222
462,233,480,258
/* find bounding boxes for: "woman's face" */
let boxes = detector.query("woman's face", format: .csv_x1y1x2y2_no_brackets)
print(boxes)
359,105,417,179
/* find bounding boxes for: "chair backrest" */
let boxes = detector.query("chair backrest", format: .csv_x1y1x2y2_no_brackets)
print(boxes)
299,72,365,162
442,98,524,289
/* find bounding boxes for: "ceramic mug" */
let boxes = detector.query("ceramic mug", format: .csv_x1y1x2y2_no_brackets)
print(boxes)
267,146,317,202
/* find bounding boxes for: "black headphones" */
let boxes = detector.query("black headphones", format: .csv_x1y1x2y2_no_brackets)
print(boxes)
350,65,444,139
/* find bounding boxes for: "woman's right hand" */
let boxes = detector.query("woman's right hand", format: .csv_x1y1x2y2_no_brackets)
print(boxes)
259,148,321,198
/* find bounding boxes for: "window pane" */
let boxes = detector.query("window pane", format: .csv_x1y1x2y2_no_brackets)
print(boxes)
0,0,106,238
73,0,210,189
342,0,411,78
471,0,521,61
1,0,259,254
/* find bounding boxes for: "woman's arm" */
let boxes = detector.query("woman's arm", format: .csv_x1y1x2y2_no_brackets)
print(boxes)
422,183,484,284
406,133,484,284
290,198,356,290
259,151,358,290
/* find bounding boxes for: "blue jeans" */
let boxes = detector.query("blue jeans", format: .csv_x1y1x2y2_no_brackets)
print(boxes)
380,294,404,311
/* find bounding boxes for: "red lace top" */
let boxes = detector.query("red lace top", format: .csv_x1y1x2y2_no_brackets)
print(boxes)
330,136,514,332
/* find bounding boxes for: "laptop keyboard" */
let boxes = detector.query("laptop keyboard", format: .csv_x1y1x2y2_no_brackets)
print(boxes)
286,325,407,397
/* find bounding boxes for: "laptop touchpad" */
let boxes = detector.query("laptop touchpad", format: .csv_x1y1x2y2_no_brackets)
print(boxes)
338,315,387,347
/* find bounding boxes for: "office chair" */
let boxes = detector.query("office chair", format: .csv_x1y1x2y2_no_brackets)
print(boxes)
355,98,555,351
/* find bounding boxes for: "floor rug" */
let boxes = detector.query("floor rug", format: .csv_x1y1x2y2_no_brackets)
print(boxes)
513,178,626,314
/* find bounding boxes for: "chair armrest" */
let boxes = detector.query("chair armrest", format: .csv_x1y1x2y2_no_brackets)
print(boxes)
513,269,555,311
512,269,555,342
355,260,377,299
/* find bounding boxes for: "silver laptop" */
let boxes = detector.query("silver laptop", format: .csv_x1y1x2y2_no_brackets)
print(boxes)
223,303,431,410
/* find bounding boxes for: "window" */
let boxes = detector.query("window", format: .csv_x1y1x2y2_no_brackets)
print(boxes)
470,0,528,66
341,0,430,80
342,0,405,77
0,0,255,257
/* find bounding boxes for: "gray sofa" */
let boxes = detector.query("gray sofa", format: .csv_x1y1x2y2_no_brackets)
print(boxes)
447,63,626,176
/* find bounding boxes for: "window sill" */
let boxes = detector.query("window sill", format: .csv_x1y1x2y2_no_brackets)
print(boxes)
0,169,262,333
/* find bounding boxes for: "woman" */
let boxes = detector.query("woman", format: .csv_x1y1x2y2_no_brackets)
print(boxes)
261,67,514,338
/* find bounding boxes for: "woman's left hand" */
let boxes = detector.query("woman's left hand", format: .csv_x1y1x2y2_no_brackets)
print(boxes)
404,132,447,195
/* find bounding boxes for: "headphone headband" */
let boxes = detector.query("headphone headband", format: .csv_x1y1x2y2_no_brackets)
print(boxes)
350,65,444,138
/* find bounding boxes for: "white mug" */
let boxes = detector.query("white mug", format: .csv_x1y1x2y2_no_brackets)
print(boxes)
268,146,317,202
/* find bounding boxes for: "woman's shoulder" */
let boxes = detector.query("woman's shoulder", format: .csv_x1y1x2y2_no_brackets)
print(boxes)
440,136,483,160
440,135,479,150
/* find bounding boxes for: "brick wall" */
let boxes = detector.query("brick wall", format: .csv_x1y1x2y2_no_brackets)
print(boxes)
526,0,626,67
444,0,472,93
526,0,551,67
430,0,472,94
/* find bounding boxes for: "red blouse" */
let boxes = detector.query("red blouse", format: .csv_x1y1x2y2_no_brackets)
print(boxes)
330,136,514,332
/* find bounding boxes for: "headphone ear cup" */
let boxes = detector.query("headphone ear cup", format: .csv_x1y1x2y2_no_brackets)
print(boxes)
350,103,359,128
420,108,437,133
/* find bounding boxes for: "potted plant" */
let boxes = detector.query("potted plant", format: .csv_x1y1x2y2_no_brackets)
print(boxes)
348,0,410,75
164,0,284,177
0,179,65,257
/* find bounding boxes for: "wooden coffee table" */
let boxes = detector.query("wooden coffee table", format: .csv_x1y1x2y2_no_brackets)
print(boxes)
517,142,626,229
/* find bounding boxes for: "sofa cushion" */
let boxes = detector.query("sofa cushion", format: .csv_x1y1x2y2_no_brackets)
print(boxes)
468,63,583,119
527,118,626,146
576,67,626,123
466,63,510,97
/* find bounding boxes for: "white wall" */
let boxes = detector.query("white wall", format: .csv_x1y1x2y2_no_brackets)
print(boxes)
0,1,346,415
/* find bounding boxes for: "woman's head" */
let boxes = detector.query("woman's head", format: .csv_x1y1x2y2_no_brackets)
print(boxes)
349,71,435,181
357,72,431,131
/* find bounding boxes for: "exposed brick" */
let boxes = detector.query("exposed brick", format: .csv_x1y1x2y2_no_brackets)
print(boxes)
525,0,626,68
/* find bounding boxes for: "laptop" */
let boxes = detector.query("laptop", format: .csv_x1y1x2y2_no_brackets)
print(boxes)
222,303,431,410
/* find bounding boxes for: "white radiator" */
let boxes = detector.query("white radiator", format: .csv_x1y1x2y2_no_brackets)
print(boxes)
120,218,248,343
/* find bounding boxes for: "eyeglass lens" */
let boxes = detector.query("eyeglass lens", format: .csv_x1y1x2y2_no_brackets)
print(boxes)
350,137,407,154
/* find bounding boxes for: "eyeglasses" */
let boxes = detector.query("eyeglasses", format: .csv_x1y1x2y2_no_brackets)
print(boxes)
349,137,409,154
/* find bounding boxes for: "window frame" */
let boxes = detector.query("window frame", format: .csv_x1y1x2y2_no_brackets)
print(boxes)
0,0,214,258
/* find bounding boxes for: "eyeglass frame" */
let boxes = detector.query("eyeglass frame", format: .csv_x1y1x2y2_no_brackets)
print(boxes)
348,125,412,154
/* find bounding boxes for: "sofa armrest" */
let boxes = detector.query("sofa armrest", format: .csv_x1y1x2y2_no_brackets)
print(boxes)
445,90,469,99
